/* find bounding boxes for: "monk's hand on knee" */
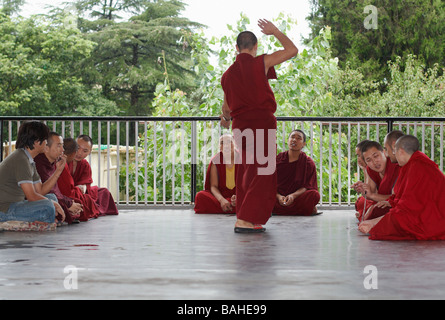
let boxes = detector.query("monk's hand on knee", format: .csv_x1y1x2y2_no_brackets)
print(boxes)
277,195,286,206
284,195,295,206
220,199,232,212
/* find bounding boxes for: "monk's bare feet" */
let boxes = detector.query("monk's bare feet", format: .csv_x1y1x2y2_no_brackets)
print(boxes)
234,219,265,233
358,221,374,234
358,216,384,234
235,219,255,229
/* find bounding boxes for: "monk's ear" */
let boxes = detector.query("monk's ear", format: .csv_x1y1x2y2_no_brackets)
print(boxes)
236,45,240,53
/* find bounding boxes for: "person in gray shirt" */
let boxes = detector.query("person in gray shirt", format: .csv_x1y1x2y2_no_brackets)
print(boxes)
0,121,64,230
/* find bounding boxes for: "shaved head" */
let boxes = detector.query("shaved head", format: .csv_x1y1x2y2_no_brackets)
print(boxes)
385,130,404,144
237,31,257,51
395,135,419,155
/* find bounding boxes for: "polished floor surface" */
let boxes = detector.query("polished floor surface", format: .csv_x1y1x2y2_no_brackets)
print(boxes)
1,209,445,300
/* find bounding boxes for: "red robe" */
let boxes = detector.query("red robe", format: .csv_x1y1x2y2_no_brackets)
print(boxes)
273,151,320,216
68,160,118,216
58,164,100,221
369,151,445,240
221,53,278,225
355,157,400,221
35,153,79,224
194,152,239,214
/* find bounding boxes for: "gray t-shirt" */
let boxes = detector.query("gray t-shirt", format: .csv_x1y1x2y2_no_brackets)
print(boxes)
0,149,42,213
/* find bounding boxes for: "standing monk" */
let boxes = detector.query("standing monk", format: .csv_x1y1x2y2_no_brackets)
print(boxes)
221,19,298,233
69,135,119,216
359,135,445,240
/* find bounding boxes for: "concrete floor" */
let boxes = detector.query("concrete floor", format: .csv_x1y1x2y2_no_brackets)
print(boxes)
1,209,445,300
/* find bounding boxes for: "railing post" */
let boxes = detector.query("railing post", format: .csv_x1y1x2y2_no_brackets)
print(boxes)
191,120,198,203
387,119,394,134
0,119,3,162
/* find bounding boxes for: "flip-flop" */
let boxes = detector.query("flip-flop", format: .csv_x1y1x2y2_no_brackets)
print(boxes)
234,225,266,234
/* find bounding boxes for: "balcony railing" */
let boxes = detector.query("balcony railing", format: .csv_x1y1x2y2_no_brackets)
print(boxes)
1,116,444,209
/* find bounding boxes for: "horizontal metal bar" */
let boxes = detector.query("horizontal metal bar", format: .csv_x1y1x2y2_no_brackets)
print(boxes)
1,116,445,122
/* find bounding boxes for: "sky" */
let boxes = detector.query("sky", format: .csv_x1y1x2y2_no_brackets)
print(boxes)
20,0,311,48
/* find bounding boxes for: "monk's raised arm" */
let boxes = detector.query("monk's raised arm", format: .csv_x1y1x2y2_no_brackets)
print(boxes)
259,19,298,72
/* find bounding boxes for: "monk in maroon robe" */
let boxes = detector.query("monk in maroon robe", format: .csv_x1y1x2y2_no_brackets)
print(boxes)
273,130,320,216
35,132,82,224
352,141,400,222
220,19,298,233
359,135,445,240
58,138,100,222
195,135,239,214
69,135,118,216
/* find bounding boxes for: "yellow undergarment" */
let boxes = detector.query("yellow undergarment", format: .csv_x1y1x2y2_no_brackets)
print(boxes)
226,165,235,190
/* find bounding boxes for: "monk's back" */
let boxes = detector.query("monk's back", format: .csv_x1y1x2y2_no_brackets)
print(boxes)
221,53,277,118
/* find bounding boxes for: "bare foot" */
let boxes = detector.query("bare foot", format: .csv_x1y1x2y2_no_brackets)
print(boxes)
235,219,255,229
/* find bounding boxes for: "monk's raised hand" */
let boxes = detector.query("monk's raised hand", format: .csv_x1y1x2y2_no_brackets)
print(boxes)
258,19,278,36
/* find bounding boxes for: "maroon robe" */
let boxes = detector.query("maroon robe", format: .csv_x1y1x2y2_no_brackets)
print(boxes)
369,151,445,240
221,53,278,225
68,159,118,216
34,153,79,224
273,151,320,216
58,164,100,221
194,152,239,214
355,157,400,221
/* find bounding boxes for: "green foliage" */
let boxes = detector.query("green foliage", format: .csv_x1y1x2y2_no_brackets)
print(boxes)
0,12,118,116
306,0,445,80
78,0,203,115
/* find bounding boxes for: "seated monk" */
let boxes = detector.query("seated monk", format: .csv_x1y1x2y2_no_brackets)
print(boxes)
359,135,445,240
354,140,370,183
195,134,239,214
273,130,321,216
58,138,100,221
35,132,83,224
68,135,119,216
383,130,405,164
353,141,400,222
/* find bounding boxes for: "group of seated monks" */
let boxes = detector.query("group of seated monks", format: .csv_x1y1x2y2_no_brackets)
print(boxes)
34,133,119,225
353,130,445,240
195,129,445,241
194,129,321,217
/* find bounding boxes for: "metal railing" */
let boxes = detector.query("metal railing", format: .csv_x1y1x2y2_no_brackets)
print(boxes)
1,116,444,209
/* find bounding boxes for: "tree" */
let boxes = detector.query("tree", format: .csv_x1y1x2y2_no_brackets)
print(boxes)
0,0,25,16
306,0,445,81
80,0,202,115
0,12,118,116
